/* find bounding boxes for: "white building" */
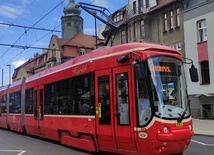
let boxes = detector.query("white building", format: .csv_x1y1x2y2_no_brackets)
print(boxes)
184,0,214,119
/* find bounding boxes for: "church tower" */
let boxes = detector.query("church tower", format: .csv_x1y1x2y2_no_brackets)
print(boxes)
61,0,83,39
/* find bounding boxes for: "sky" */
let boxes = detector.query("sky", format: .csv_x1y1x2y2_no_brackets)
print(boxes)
0,0,128,86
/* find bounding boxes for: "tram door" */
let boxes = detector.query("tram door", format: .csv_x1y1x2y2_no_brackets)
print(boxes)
95,69,117,149
95,66,137,152
33,85,44,134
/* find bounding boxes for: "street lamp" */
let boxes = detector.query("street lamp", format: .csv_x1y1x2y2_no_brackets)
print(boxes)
7,64,11,85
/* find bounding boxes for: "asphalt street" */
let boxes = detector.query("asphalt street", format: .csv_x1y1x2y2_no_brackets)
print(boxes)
1,128,214,155
0,129,92,155
185,135,214,155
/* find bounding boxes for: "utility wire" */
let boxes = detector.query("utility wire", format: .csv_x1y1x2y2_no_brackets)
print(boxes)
0,0,98,69
0,0,65,60
0,4,65,70
0,22,60,32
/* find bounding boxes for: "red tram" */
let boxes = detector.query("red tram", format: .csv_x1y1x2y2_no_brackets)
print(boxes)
0,42,198,155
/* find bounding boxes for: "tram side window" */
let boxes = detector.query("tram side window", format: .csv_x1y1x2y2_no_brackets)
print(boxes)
0,97,1,116
9,91,21,113
34,90,38,119
44,73,94,115
1,95,7,113
116,73,130,125
25,88,33,114
45,83,56,114
45,79,71,115
55,79,71,114
72,75,92,115
98,75,111,125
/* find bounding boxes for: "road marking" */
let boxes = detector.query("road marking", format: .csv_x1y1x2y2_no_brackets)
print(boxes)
0,150,26,155
191,139,214,146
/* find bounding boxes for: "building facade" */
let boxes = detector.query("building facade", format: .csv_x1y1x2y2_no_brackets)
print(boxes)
103,0,185,55
184,0,214,119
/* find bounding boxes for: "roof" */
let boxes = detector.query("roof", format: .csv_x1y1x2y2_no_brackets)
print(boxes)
13,34,104,72
53,34,104,57
150,0,177,12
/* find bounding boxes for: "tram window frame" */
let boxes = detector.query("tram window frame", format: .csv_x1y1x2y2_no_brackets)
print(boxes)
98,75,111,125
55,78,71,114
72,74,94,115
116,72,130,126
1,95,7,113
33,90,38,119
44,73,95,115
45,83,57,114
9,91,21,113
25,88,33,114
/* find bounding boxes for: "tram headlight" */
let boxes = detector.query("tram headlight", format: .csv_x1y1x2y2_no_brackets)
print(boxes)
157,125,170,134
163,127,169,133
188,124,192,130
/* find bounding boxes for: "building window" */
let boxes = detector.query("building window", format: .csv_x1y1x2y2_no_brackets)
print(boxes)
175,42,181,51
133,1,137,14
176,8,180,27
140,20,145,39
114,12,123,22
198,20,207,42
133,22,137,40
67,22,71,26
169,11,174,29
80,48,86,55
163,13,168,31
200,61,210,84
121,30,126,44
139,0,144,8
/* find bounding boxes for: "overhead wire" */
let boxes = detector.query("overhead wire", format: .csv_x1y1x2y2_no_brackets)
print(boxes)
0,0,99,69
0,22,60,32
0,0,65,69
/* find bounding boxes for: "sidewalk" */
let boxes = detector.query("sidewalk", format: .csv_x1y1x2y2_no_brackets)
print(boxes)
192,118,214,136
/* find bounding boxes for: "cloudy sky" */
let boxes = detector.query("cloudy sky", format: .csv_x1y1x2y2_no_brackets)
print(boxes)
0,0,127,85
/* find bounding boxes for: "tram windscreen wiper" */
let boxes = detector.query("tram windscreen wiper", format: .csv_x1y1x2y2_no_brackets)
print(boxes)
177,100,190,123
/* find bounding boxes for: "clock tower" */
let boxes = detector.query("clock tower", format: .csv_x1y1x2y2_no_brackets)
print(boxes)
61,0,83,39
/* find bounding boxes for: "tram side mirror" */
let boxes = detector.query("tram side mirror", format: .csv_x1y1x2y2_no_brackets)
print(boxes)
189,64,199,82
134,63,147,80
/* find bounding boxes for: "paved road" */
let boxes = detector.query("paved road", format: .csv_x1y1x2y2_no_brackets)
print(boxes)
185,135,214,155
0,129,92,155
2,128,214,155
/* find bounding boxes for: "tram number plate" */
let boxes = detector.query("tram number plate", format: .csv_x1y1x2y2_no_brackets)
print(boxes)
176,122,183,127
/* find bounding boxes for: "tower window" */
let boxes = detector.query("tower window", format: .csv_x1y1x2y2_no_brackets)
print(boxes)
67,22,71,26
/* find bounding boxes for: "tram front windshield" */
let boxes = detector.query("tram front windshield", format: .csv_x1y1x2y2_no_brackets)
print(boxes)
136,56,189,126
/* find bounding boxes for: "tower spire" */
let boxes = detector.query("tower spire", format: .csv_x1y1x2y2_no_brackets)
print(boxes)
61,0,83,39
63,0,80,15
